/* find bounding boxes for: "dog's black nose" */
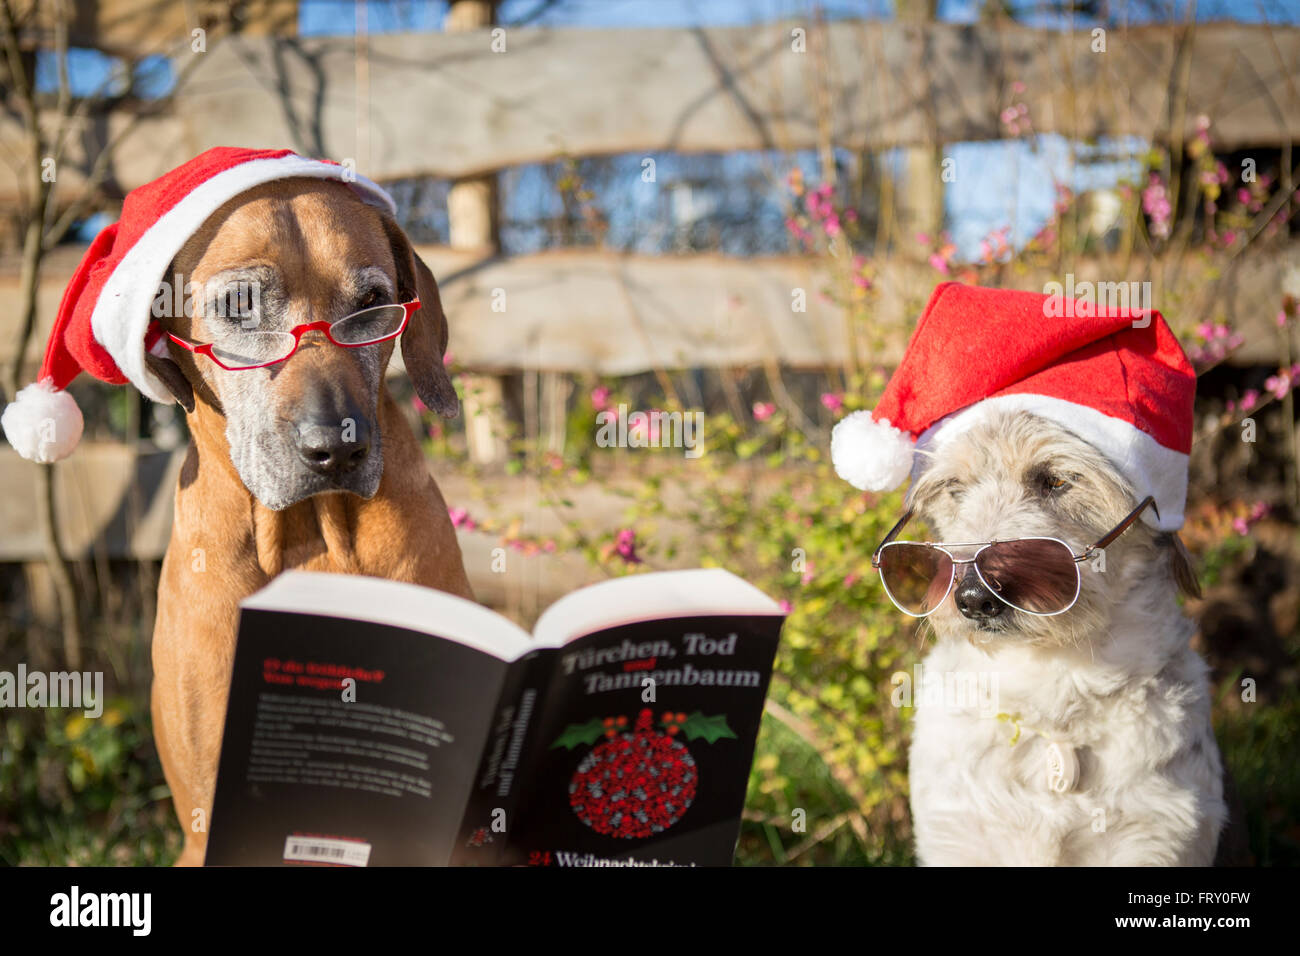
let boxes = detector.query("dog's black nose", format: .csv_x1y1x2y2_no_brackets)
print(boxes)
295,412,371,478
955,569,1005,622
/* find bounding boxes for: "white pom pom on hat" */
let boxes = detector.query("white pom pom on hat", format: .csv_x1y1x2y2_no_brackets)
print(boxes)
0,379,84,463
0,147,395,463
828,282,1198,531
830,411,914,491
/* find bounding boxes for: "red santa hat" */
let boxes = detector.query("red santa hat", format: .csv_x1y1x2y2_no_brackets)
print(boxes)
1,147,395,463
831,282,1196,531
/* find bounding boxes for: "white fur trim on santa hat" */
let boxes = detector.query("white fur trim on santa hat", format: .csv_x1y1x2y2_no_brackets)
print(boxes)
91,154,396,405
1,379,84,463
912,393,1189,531
831,411,915,491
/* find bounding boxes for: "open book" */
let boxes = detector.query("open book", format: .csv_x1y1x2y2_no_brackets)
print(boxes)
203,568,785,867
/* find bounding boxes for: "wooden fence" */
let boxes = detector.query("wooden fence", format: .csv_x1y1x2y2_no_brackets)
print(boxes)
2,20,1298,202
2,12,1299,601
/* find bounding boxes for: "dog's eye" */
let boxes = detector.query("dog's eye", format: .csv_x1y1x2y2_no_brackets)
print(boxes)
356,288,387,310
217,286,258,323
1042,475,1069,493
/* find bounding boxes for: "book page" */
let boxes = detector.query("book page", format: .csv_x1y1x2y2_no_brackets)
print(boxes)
204,605,511,866
532,568,780,647
242,570,534,660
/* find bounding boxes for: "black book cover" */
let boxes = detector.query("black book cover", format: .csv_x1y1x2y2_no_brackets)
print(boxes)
497,614,783,868
204,609,509,866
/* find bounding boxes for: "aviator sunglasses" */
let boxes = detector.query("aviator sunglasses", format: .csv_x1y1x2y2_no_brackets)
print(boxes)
870,495,1158,618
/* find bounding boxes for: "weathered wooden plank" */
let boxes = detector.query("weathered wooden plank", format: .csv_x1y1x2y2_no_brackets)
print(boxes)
0,448,681,617
5,244,1299,380
0,444,180,561
14,0,298,57
0,19,1295,206
152,21,1300,170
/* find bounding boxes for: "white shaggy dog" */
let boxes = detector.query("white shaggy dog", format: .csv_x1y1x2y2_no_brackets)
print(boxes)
899,410,1225,866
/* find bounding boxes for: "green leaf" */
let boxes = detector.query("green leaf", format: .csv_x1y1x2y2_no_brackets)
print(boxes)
681,712,737,745
549,718,608,750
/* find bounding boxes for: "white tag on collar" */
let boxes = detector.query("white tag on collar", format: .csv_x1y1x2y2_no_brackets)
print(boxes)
1046,741,1080,793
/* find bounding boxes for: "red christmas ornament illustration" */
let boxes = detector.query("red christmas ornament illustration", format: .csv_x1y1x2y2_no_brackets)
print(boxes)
551,708,735,839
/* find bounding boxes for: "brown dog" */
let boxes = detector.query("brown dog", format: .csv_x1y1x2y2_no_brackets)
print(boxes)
143,178,472,866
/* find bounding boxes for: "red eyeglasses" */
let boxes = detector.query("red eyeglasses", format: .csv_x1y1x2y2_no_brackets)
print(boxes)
159,298,420,371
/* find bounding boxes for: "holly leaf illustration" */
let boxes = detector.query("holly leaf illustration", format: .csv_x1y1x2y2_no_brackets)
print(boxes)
681,712,736,744
550,718,608,750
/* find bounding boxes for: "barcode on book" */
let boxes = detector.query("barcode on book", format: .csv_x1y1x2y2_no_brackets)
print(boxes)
283,836,371,867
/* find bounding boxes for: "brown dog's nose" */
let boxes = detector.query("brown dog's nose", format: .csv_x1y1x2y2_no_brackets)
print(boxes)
955,568,1004,622
295,412,371,478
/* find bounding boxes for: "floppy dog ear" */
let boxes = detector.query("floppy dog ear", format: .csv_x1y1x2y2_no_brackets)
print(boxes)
1169,533,1202,600
144,348,195,414
380,215,460,418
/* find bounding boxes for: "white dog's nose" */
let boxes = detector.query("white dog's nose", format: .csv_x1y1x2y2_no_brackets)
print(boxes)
955,570,1004,621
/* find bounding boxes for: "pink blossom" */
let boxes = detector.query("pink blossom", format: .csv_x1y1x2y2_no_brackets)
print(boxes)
1232,517,1249,536
752,401,775,422
614,528,642,564
1241,389,1260,410
928,252,950,274
1143,173,1172,239
843,573,858,587
778,600,793,615
801,562,815,585
1265,372,1292,399
820,392,843,413
590,386,611,412
448,507,476,532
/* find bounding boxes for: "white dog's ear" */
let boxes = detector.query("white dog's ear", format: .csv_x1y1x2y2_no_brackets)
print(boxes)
1169,533,1202,600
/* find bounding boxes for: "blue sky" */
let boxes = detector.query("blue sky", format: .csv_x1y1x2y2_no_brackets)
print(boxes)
41,1,1297,257
297,0,1300,32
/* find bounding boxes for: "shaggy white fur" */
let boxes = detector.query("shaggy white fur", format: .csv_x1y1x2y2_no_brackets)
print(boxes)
902,411,1225,866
